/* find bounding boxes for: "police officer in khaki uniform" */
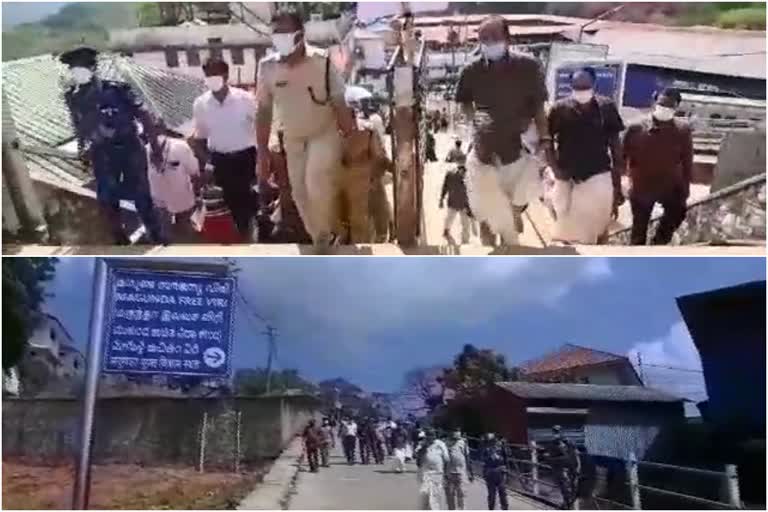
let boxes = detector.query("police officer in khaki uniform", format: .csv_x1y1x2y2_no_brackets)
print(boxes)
256,9,356,250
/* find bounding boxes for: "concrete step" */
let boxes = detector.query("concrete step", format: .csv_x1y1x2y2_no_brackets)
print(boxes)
4,243,763,257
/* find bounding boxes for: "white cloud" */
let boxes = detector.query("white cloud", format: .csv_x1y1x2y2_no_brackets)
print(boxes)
584,258,612,280
628,321,708,407
233,258,616,353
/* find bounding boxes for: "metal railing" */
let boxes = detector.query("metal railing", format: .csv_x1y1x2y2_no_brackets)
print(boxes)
430,428,743,510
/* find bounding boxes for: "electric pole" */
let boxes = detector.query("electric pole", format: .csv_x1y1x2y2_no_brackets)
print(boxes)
264,325,278,394
636,351,645,386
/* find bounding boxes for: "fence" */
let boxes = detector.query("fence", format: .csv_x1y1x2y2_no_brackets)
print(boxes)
434,428,743,510
3,396,320,473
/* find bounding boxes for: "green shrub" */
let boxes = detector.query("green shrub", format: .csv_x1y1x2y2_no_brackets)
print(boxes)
716,7,767,29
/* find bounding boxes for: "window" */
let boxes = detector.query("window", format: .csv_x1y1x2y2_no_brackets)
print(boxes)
50,328,56,341
231,47,245,65
186,49,201,67
165,49,180,68
74,359,80,370
208,38,223,60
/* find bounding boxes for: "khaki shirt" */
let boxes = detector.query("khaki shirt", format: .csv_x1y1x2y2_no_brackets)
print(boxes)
256,45,345,139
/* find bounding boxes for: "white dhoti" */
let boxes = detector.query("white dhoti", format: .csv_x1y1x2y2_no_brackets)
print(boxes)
405,442,414,460
284,128,343,243
419,471,445,510
551,171,614,245
393,447,407,472
465,150,543,245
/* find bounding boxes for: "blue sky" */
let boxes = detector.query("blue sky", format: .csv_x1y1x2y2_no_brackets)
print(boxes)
43,257,765,402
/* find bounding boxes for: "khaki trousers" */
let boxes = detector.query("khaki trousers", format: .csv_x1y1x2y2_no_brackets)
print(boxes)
338,163,373,243
284,128,343,242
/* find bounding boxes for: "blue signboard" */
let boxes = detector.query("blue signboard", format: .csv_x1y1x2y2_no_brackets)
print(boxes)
102,268,236,377
555,62,624,104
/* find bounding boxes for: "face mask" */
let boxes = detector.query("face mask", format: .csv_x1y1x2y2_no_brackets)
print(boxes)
71,67,93,85
205,75,225,92
653,105,675,122
481,42,506,61
272,31,301,57
572,89,594,104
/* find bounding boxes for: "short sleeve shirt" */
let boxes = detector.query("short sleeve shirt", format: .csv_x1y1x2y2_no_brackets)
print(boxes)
256,45,345,139
455,52,548,164
147,137,200,214
193,87,257,153
548,96,624,181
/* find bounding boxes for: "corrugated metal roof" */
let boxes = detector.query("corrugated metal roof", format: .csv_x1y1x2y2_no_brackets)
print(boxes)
2,54,205,148
588,21,766,79
2,53,205,186
497,381,683,403
519,343,628,375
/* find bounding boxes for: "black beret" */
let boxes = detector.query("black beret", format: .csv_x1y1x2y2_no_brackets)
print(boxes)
59,46,99,68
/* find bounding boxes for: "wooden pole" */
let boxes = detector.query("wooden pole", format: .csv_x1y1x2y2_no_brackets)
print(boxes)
199,411,208,473
235,410,242,473
725,464,741,508
530,441,540,497
627,451,641,510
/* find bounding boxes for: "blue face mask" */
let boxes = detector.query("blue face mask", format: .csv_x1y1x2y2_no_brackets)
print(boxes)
482,42,507,61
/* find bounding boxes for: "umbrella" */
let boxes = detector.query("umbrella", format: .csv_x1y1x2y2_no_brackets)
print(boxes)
345,85,373,104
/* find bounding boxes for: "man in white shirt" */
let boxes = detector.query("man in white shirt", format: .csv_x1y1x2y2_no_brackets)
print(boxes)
340,417,358,465
417,429,449,510
146,124,202,243
256,9,356,250
192,58,258,241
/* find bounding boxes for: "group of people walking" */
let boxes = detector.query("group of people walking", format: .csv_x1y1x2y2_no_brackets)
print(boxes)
443,15,694,247
60,9,694,249
303,416,595,511
58,8,391,249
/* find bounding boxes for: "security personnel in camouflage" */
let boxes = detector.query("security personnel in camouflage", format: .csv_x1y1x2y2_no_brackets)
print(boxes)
60,46,164,244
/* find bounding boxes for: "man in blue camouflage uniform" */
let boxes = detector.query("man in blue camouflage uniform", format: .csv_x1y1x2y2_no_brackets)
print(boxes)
60,46,165,244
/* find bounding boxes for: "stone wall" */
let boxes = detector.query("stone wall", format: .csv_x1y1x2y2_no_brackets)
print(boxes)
2,395,320,468
608,174,766,245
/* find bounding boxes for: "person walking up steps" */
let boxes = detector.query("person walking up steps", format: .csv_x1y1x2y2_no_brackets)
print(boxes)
256,8,356,252
455,16,549,247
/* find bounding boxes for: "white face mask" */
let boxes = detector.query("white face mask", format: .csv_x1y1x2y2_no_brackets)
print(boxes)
71,67,93,85
272,31,301,57
481,42,506,61
653,105,676,122
572,89,594,104
205,75,225,92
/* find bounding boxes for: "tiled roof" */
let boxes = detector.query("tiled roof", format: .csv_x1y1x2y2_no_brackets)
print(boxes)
2,53,205,185
519,343,629,375
496,381,683,403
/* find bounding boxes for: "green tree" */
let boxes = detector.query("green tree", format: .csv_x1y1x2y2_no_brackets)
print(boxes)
441,343,519,398
234,368,317,395
2,258,57,370
275,2,356,21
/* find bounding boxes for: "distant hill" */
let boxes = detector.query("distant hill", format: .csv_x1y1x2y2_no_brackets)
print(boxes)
1,2,70,28
2,2,140,61
449,2,766,30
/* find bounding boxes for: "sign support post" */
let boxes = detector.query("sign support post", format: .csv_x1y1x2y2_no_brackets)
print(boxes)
72,258,109,509
71,258,235,509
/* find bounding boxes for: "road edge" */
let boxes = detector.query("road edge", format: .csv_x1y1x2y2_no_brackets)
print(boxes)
237,436,304,510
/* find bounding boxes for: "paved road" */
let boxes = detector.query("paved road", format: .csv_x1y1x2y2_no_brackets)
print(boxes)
287,447,545,510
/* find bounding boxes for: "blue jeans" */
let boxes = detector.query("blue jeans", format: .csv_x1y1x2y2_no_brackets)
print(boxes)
91,139,163,243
